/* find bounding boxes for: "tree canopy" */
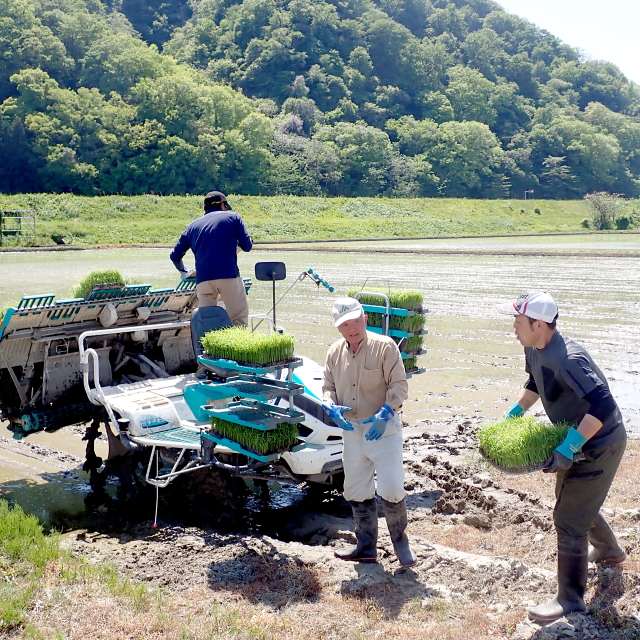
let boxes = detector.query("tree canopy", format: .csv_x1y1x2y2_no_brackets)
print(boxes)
1,0,639,197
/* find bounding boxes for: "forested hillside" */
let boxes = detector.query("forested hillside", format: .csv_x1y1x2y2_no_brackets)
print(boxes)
1,0,639,198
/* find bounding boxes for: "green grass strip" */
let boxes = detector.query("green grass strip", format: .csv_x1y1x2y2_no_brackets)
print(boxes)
72,268,125,299
201,327,295,365
0,501,61,632
210,418,299,455
347,287,423,310
477,417,573,469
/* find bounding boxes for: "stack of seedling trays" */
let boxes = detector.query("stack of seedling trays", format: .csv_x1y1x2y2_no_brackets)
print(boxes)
348,288,427,374
197,327,306,462
477,416,572,474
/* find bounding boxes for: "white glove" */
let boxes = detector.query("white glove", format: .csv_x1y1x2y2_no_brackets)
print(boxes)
180,269,196,279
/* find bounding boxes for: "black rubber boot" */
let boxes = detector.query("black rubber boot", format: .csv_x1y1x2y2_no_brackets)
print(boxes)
588,513,626,565
381,498,417,567
528,533,588,623
335,498,378,563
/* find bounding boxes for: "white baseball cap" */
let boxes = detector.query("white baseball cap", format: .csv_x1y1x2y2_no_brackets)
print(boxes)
496,290,559,323
332,297,364,327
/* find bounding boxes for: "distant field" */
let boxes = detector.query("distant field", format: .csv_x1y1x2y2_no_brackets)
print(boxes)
0,194,596,246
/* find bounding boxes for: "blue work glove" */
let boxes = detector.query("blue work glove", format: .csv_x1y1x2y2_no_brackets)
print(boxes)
542,427,587,473
504,402,525,419
363,404,394,441
322,401,354,431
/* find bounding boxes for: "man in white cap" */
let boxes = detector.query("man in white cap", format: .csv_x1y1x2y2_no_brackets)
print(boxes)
170,191,252,326
497,290,626,623
322,297,416,567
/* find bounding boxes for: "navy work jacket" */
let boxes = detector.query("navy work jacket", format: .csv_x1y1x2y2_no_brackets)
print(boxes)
170,209,252,283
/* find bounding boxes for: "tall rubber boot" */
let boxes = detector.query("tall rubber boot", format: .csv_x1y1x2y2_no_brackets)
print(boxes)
335,498,378,563
381,498,417,568
588,513,626,565
528,533,588,623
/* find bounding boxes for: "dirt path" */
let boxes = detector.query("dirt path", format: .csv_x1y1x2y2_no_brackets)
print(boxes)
56,418,640,640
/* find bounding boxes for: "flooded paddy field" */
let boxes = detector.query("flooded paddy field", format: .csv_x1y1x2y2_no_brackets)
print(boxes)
1,237,639,524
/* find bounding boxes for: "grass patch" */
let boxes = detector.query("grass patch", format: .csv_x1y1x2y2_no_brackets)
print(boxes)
477,417,572,469
0,194,598,246
210,418,300,455
72,268,125,298
201,327,295,366
0,501,60,632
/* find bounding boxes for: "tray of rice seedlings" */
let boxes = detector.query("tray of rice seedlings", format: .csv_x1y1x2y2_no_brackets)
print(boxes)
477,417,572,474
201,326,296,367
348,288,424,311
208,416,301,460
73,269,125,299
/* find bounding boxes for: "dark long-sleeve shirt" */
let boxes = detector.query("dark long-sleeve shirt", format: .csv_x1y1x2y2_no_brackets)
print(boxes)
170,209,252,283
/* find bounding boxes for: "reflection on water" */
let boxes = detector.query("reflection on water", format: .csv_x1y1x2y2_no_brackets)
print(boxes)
1,239,639,523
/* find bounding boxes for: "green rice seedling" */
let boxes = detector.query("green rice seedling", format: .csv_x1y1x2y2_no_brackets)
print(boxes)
367,311,426,332
403,357,417,371
0,304,13,324
403,335,423,352
347,288,423,310
72,268,125,299
477,417,573,469
201,326,295,365
210,417,299,455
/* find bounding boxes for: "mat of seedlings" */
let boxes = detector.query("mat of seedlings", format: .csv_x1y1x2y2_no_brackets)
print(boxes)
477,416,571,474
201,326,295,366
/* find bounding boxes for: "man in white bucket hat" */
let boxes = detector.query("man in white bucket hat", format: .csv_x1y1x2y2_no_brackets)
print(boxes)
322,297,416,567
497,290,626,623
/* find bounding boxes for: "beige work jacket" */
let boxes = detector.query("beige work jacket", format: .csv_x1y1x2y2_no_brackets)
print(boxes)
322,331,408,421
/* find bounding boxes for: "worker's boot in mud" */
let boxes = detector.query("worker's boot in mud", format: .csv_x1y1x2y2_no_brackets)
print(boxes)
335,499,378,563
381,498,417,568
588,512,626,565
528,533,588,624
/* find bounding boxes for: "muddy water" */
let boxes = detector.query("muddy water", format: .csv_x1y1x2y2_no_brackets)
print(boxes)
1,238,639,523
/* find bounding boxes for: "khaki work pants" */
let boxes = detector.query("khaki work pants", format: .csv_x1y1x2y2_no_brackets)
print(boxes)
196,277,249,327
342,415,406,503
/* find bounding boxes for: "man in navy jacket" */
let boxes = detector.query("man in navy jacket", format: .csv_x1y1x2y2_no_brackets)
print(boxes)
171,191,253,325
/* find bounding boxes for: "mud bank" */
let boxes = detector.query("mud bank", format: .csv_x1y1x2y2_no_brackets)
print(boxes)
58,417,640,640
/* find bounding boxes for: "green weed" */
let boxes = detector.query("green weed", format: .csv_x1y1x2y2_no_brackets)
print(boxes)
477,417,572,468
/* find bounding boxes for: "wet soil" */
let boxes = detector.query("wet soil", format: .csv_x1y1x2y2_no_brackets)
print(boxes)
62,417,640,640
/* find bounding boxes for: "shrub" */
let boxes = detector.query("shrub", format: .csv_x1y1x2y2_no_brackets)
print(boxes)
616,217,630,230
584,192,626,231
201,327,295,365
477,417,572,469
534,208,541,214
581,218,590,228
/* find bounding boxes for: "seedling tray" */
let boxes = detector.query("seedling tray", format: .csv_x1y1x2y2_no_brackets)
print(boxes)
360,304,419,317
201,376,304,402
365,327,427,338
204,399,305,430
478,448,547,475
197,355,303,375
